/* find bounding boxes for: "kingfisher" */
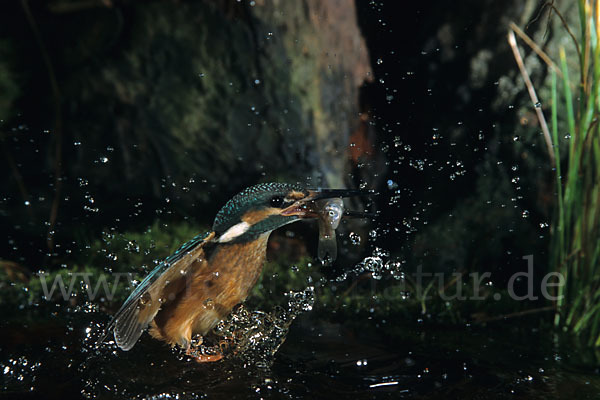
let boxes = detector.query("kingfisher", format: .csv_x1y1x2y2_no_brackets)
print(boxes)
98,182,368,362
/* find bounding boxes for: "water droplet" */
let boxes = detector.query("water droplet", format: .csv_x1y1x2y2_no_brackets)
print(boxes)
126,241,140,253
386,261,404,280
349,232,361,245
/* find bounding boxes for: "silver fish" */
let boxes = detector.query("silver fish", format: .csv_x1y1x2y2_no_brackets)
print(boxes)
314,198,344,265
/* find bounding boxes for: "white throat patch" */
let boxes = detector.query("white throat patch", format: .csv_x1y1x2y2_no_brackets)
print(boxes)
218,221,251,243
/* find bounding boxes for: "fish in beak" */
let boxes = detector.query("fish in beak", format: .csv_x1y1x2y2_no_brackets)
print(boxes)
282,188,377,264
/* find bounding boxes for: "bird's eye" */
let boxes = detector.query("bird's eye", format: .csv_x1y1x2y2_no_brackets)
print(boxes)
270,196,285,208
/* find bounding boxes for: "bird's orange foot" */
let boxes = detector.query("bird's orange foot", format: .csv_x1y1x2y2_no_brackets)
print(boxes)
218,337,234,353
186,346,224,363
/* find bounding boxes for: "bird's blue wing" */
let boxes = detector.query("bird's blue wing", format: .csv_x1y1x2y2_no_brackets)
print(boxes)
97,230,214,350
124,230,212,305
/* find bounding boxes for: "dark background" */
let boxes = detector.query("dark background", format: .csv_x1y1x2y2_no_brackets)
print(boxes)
4,1,598,399
1,0,550,285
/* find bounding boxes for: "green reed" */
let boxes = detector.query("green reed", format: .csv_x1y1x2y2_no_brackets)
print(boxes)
551,0,600,347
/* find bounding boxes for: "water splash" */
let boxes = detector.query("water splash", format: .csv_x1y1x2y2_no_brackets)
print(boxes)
335,247,405,282
192,286,315,366
1,356,42,392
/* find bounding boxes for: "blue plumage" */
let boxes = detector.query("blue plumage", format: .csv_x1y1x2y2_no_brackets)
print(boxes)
213,183,304,234
124,231,211,305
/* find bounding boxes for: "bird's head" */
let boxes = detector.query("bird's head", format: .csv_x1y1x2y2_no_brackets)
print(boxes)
212,182,366,243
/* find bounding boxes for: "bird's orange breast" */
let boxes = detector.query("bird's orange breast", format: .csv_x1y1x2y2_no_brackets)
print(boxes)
149,234,270,347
